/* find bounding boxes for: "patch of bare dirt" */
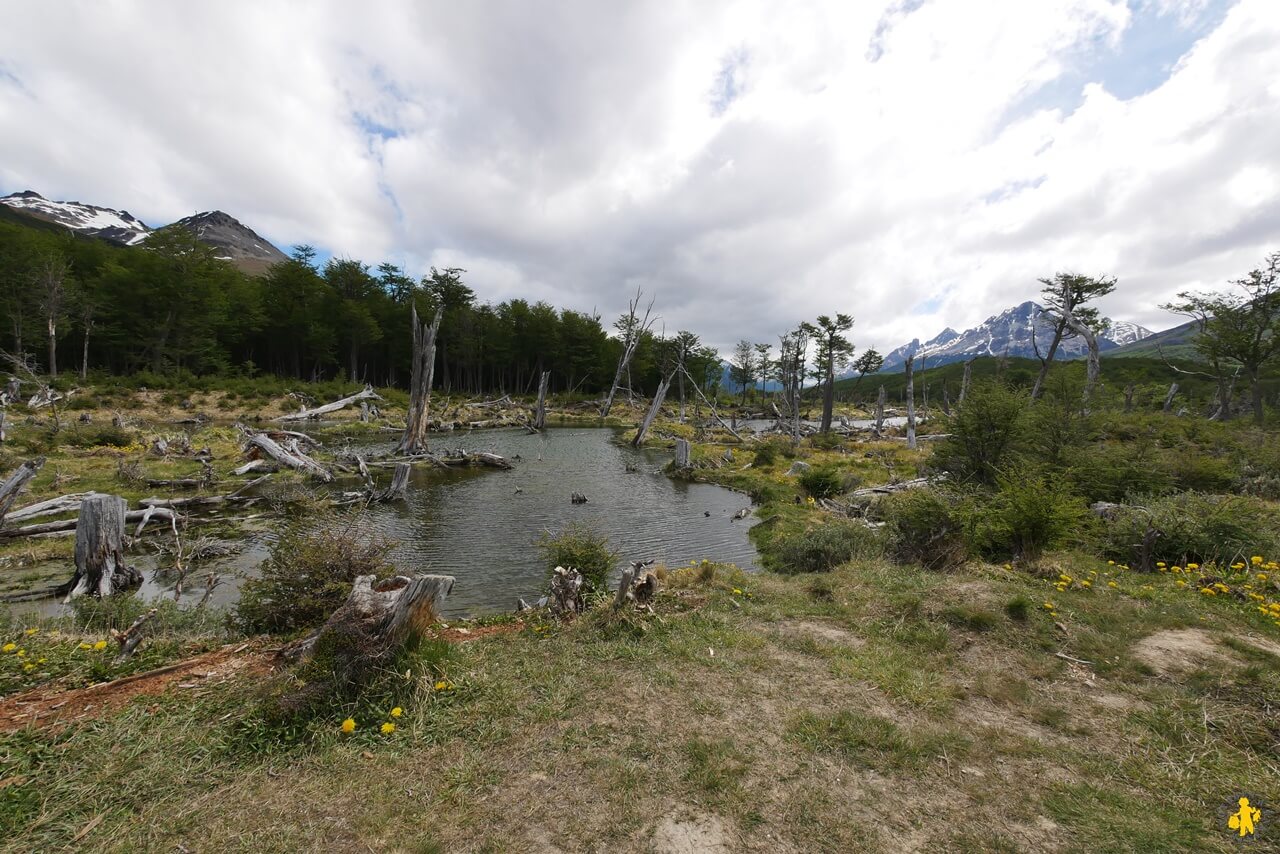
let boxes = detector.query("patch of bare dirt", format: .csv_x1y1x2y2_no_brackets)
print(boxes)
0,642,272,733
650,812,732,854
774,619,865,649
1131,628,1235,675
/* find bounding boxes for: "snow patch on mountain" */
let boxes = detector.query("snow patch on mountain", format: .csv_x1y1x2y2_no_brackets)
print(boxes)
1,190,150,245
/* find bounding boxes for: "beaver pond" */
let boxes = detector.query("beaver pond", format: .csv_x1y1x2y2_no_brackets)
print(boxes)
4,427,761,619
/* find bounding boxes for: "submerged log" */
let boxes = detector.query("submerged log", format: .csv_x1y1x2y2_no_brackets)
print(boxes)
60,495,141,601
276,385,383,422
244,433,332,482
286,573,455,662
0,458,47,526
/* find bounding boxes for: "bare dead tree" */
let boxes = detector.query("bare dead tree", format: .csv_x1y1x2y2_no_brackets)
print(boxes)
600,288,656,418
400,304,444,455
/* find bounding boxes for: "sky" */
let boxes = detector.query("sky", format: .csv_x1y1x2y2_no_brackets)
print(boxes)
1,0,1278,356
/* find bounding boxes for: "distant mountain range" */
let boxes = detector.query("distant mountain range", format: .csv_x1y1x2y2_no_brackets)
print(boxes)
0,190,287,274
874,300,1155,373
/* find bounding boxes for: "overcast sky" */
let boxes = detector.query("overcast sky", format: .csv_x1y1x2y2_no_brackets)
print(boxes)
2,0,1278,355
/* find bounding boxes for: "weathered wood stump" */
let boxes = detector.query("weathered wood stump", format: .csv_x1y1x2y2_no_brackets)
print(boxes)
549,566,585,615
372,462,411,503
60,495,141,601
673,438,691,471
533,371,550,431
0,457,45,526
400,305,444,455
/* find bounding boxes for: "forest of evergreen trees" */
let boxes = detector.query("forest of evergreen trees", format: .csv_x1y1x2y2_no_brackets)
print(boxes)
0,212,724,396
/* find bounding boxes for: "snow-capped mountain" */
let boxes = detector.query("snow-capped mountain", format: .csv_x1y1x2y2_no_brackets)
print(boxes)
876,301,1153,373
171,210,288,268
1,190,150,245
1,190,288,274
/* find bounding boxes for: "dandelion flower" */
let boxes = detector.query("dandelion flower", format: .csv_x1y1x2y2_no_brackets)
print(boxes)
1188,563,1199,570
93,640,108,651
1,643,15,653
1251,556,1264,566
732,588,742,595
381,722,396,734
434,680,455,691
78,642,92,650
1108,561,1115,566
24,628,38,636
390,707,403,718
341,718,356,734
1108,581,1118,589
23,663,35,672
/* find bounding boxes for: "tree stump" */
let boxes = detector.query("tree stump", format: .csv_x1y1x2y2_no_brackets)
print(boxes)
533,370,550,431
904,356,917,450
549,566,585,615
674,438,691,471
373,462,412,503
61,495,140,601
400,305,444,455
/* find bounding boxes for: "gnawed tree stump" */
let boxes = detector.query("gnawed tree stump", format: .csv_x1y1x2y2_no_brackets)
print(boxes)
614,560,658,610
60,495,141,601
372,463,411,503
0,457,45,526
549,566,585,616
673,438,691,471
285,573,455,663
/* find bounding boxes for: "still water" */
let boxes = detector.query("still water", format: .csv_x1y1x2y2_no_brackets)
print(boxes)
5,428,760,619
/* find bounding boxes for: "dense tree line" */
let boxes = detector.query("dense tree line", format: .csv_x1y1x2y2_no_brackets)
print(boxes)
0,216,724,396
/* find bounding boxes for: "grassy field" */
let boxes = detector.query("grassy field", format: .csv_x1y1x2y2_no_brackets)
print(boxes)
2,382,1279,851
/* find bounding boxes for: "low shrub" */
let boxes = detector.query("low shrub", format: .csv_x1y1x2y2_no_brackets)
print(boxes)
930,381,1029,485
1092,492,1280,568
967,467,1089,560
798,466,845,499
808,432,845,451
766,519,884,574
537,522,619,589
881,488,969,571
62,426,135,448
233,514,396,635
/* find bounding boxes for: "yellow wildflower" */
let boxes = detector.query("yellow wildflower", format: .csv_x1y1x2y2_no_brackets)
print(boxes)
1187,563,1199,570
78,642,92,650
732,588,742,595
1258,573,1268,581
390,707,403,718
1251,556,1264,566
93,640,108,651
340,718,356,734
1,643,15,653
24,628,38,636
434,680,455,691
23,663,35,672
1175,580,1186,588
381,722,396,734
1080,580,1091,588
1108,581,1118,588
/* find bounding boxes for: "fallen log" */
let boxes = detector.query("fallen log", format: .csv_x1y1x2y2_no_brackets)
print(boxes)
275,385,383,422
848,477,930,497
0,506,177,539
365,452,513,471
112,608,158,663
0,457,45,526
232,459,277,476
244,433,332,482
7,489,103,524
59,495,141,601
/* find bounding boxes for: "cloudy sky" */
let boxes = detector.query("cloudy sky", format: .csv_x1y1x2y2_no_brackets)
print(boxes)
2,0,1278,355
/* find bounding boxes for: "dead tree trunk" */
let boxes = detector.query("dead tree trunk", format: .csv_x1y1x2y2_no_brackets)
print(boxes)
400,305,443,455
0,457,45,526
679,366,742,440
245,434,332,482
3,377,19,403
904,356,917,450
1058,309,1101,405
533,370,550,431
673,437,691,471
874,385,886,437
60,495,140,601
601,289,655,418
632,376,671,447
0,410,6,444
1123,384,1135,413
959,359,973,404
286,573,455,663
373,463,411,503
1163,383,1179,413
277,385,383,422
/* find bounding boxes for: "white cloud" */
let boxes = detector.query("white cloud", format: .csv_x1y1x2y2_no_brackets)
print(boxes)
0,0,1275,355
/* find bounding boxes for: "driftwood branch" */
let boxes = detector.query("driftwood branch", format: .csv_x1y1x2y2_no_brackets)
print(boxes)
276,385,382,422
0,458,47,526
244,433,332,482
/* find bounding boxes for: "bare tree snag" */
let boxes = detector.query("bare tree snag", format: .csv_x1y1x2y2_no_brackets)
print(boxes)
1163,382,1179,413
0,457,45,527
373,463,411,503
3,377,18,403
286,573,456,663
1057,308,1102,404
632,376,671,447
874,385,886,437
244,434,332,482
673,437,691,471
904,356,917,450
533,371,550,430
1123,384,1135,413
601,288,656,417
678,365,742,440
400,305,444,455
61,495,140,601
959,359,973,404
549,566,585,616
0,409,6,444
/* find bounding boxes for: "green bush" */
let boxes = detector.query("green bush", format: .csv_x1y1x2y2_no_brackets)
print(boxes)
233,515,396,635
808,432,845,451
766,519,884,574
798,466,845,499
930,381,1028,485
1066,439,1174,503
752,442,778,468
881,488,969,571
1092,493,1280,568
967,466,1089,560
537,522,619,589
62,426,135,448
